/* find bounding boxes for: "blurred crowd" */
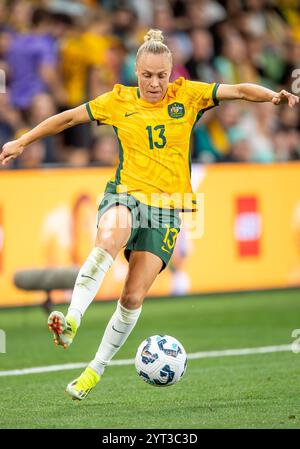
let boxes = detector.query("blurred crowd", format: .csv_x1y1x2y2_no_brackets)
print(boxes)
0,0,300,169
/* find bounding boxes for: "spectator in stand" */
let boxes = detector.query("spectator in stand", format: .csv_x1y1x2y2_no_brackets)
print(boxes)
14,141,46,169
58,15,89,110
153,3,192,58
153,3,175,36
62,147,91,167
81,12,121,97
7,0,33,33
0,0,299,168
279,104,300,131
166,36,190,82
5,8,66,124
277,0,300,42
57,13,94,158
0,88,35,145
185,0,227,29
193,102,243,163
0,0,9,32
239,102,278,163
272,127,300,162
223,130,252,163
2,7,68,164
111,3,138,43
130,0,154,27
214,31,259,84
239,0,289,44
91,132,119,167
185,28,218,83
243,33,282,89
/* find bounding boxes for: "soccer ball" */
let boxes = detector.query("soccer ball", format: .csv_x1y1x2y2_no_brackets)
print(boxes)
135,335,187,387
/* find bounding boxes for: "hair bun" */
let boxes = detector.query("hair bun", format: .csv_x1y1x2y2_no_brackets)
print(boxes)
144,29,164,43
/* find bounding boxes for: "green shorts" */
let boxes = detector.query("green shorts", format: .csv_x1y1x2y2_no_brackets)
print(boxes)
97,191,181,271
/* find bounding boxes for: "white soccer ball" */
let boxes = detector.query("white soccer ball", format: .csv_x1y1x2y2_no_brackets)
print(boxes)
135,335,187,387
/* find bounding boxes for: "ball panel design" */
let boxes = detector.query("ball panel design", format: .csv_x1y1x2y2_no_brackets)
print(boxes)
135,335,187,387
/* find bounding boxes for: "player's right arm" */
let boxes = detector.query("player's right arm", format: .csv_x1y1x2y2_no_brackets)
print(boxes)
0,104,91,165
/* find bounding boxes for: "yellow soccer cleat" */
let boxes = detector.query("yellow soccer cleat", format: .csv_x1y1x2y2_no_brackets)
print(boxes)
65,366,100,401
48,311,77,349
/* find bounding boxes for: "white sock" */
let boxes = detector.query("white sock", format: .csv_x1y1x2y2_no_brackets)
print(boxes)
66,308,82,327
89,300,142,376
67,247,113,327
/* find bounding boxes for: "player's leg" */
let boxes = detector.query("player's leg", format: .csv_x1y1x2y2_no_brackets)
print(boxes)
66,250,163,400
89,250,163,372
48,205,132,348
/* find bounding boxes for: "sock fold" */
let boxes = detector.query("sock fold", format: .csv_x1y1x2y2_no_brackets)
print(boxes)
67,247,114,324
89,300,142,376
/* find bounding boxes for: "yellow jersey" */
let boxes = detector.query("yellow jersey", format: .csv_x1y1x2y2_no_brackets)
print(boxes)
86,77,219,211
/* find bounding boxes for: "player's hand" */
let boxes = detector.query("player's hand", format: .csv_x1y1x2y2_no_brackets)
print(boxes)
272,90,299,108
0,139,25,165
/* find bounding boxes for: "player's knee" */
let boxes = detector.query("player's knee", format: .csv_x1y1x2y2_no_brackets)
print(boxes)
120,290,145,310
95,231,119,258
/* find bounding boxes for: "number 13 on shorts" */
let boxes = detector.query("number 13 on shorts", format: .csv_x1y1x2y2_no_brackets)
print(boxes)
161,223,179,254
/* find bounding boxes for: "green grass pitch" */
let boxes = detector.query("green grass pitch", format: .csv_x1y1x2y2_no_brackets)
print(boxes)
0,290,300,429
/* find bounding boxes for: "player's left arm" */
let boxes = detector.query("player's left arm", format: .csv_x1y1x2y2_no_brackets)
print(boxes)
216,83,299,108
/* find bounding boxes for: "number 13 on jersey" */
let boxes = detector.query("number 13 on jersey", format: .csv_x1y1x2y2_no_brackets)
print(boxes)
146,125,166,150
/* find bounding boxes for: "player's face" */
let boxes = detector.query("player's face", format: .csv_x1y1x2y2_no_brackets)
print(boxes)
135,52,172,104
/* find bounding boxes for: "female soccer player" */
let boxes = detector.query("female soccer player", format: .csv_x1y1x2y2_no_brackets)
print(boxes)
1,29,298,400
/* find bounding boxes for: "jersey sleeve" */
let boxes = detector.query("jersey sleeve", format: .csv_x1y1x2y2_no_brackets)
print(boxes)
85,91,114,124
185,80,219,111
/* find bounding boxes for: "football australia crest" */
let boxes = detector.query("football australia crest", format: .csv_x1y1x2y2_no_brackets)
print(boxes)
168,102,185,119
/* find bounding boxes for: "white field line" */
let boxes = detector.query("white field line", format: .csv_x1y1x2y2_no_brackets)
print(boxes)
0,344,293,377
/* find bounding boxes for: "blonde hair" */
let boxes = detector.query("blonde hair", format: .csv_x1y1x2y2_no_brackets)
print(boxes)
136,29,172,62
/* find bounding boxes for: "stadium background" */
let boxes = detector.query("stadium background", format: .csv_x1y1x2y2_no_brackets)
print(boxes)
0,0,300,306
1,0,300,430
1,163,300,306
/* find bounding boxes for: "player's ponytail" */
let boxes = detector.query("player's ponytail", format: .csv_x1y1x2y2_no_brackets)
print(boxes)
136,28,172,62
144,29,164,43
